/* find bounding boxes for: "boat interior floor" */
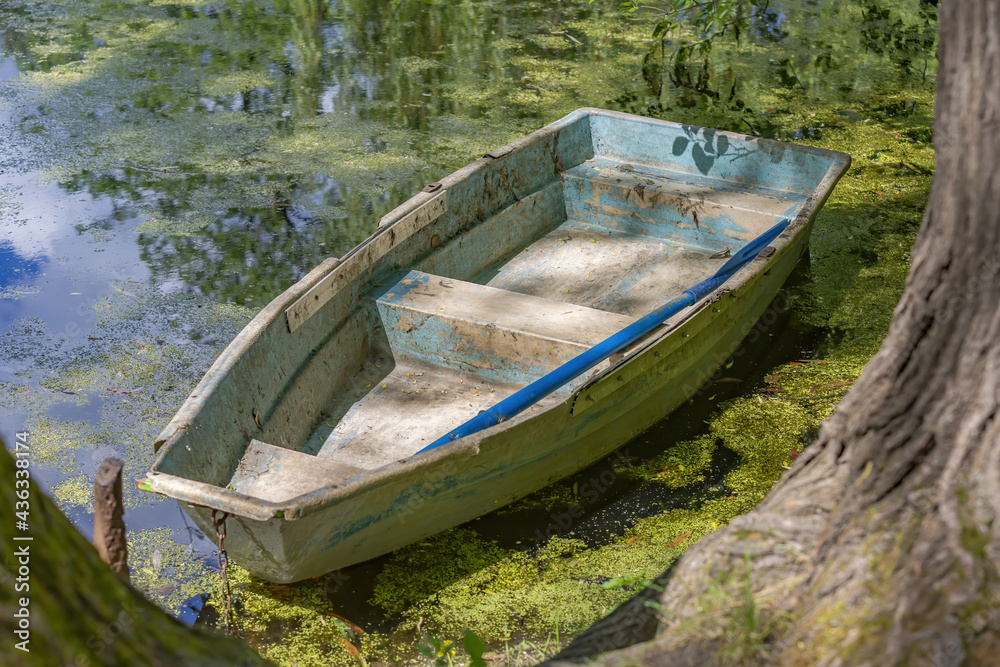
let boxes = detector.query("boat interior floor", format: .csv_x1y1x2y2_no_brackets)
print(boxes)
484,218,722,318
226,363,555,504
312,270,643,469
225,159,812,496
476,157,807,318
314,362,556,469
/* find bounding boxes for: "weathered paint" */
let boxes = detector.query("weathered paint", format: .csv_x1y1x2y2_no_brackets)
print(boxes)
144,108,850,583
376,269,634,385
560,157,805,249
587,115,834,193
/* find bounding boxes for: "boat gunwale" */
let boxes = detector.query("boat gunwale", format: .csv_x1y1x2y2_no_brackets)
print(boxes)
145,108,851,523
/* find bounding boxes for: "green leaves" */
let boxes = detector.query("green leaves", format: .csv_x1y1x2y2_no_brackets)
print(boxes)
416,636,456,665
417,630,488,666
653,18,678,38
615,0,750,44
462,630,488,667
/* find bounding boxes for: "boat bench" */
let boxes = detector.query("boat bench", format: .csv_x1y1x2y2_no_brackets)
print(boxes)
228,439,366,503
560,156,806,245
225,251,679,480
375,269,636,387
298,271,638,468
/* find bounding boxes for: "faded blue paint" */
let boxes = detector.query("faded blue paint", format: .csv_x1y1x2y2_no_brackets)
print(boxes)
562,167,748,248
419,181,568,285
588,114,832,193
319,459,513,552
561,157,808,250
376,269,598,387
682,218,791,299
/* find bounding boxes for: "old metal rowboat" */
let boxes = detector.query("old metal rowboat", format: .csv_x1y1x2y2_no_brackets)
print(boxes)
142,108,849,583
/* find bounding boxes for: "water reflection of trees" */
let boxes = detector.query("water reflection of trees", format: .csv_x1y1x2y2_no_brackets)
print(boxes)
144,0,619,305
132,173,419,307
60,166,402,306
1,0,936,308
1,0,625,307
622,0,937,137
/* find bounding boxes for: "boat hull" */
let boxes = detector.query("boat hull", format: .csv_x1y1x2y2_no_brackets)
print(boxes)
177,225,808,583
145,108,849,582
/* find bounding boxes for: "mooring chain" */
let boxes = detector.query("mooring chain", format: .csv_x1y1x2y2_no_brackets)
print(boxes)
211,509,235,636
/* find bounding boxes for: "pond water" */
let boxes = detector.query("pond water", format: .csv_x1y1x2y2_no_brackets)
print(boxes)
0,0,936,660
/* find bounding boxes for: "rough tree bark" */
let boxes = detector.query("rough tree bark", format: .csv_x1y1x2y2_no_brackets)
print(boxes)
550,2,1000,665
0,441,273,667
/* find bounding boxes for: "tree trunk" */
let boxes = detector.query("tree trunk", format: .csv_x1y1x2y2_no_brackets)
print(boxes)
0,441,273,667
550,2,1000,665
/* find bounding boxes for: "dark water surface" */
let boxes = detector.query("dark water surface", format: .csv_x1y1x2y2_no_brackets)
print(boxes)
0,0,935,645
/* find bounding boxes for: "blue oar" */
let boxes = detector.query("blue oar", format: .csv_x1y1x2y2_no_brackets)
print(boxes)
417,217,792,454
